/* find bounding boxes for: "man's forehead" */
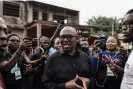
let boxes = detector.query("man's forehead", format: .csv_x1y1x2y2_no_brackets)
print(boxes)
41,38,49,42
123,13,133,23
0,18,7,29
60,27,77,36
80,40,88,44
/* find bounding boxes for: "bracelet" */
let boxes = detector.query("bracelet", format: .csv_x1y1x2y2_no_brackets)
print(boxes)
16,52,21,57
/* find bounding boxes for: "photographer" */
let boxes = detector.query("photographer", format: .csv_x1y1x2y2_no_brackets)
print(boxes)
93,36,124,89
1,34,32,89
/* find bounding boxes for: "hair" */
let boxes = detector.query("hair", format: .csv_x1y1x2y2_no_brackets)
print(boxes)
126,9,133,14
7,34,20,42
23,37,32,41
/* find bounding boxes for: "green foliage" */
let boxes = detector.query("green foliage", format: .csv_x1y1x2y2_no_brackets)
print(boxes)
87,16,120,36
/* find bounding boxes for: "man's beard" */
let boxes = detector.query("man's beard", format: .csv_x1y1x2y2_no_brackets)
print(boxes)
9,46,18,52
63,47,74,53
81,47,88,53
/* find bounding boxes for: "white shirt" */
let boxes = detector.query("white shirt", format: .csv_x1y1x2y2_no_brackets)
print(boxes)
121,50,133,89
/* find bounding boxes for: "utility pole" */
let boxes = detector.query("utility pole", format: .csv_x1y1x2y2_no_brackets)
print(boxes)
112,17,116,36
112,17,114,36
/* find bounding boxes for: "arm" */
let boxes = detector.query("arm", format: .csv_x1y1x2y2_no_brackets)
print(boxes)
26,50,48,65
0,40,32,71
0,49,22,71
49,21,62,47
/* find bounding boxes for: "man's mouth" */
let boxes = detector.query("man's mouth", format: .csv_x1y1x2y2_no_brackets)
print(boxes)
63,44,70,48
1,44,7,48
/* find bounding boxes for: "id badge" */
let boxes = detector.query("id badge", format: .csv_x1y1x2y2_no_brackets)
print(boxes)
107,65,114,76
15,68,22,80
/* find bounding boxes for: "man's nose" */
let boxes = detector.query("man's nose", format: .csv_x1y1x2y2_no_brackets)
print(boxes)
63,38,69,41
122,25,127,31
0,30,7,38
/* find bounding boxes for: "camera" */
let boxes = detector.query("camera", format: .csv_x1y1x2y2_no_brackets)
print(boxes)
32,38,38,47
99,34,108,51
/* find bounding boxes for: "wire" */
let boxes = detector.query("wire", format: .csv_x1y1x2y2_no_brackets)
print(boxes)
94,58,107,87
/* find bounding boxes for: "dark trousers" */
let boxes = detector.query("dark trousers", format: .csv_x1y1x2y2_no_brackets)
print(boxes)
104,76,122,89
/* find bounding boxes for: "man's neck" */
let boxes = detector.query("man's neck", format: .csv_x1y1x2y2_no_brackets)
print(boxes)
68,48,76,56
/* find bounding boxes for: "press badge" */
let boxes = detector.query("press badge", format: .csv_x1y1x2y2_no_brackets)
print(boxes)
107,64,114,76
15,68,22,80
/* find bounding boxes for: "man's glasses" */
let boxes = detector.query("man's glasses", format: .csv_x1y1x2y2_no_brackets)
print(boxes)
60,35,76,40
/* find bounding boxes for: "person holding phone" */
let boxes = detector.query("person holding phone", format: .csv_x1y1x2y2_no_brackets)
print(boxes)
93,36,124,89
1,34,32,89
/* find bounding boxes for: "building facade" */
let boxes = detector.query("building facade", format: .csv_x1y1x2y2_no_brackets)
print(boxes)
0,0,90,40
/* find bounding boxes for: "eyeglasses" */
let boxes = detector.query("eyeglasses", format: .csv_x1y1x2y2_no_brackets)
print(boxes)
60,35,76,40
9,39,20,43
122,21,133,30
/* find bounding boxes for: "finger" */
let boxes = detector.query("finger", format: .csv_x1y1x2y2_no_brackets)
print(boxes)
41,52,44,56
83,82,87,89
44,51,48,55
75,84,84,89
94,42,100,48
47,53,49,57
27,64,32,67
73,75,79,81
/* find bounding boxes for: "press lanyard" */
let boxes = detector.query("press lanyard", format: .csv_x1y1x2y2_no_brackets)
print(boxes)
108,53,118,61
7,50,19,72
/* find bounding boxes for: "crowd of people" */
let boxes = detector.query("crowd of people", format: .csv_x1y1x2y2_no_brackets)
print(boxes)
0,8,133,89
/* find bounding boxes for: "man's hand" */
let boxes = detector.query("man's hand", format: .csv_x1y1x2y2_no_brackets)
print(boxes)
65,76,84,89
102,55,111,64
24,64,33,73
18,40,32,52
41,51,49,59
78,76,90,89
109,63,123,73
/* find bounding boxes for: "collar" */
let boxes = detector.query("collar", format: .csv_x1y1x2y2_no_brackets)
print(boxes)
59,47,80,56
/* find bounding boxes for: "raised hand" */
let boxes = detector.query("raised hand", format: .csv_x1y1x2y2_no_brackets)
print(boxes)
41,51,49,59
78,76,90,89
18,40,32,52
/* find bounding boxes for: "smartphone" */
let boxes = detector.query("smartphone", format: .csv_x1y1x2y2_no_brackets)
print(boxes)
32,38,38,47
99,39,106,51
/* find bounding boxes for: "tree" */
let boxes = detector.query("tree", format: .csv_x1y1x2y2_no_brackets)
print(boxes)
87,16,121,36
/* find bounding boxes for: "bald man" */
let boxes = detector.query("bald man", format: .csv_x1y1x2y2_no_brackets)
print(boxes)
42,26,94,89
